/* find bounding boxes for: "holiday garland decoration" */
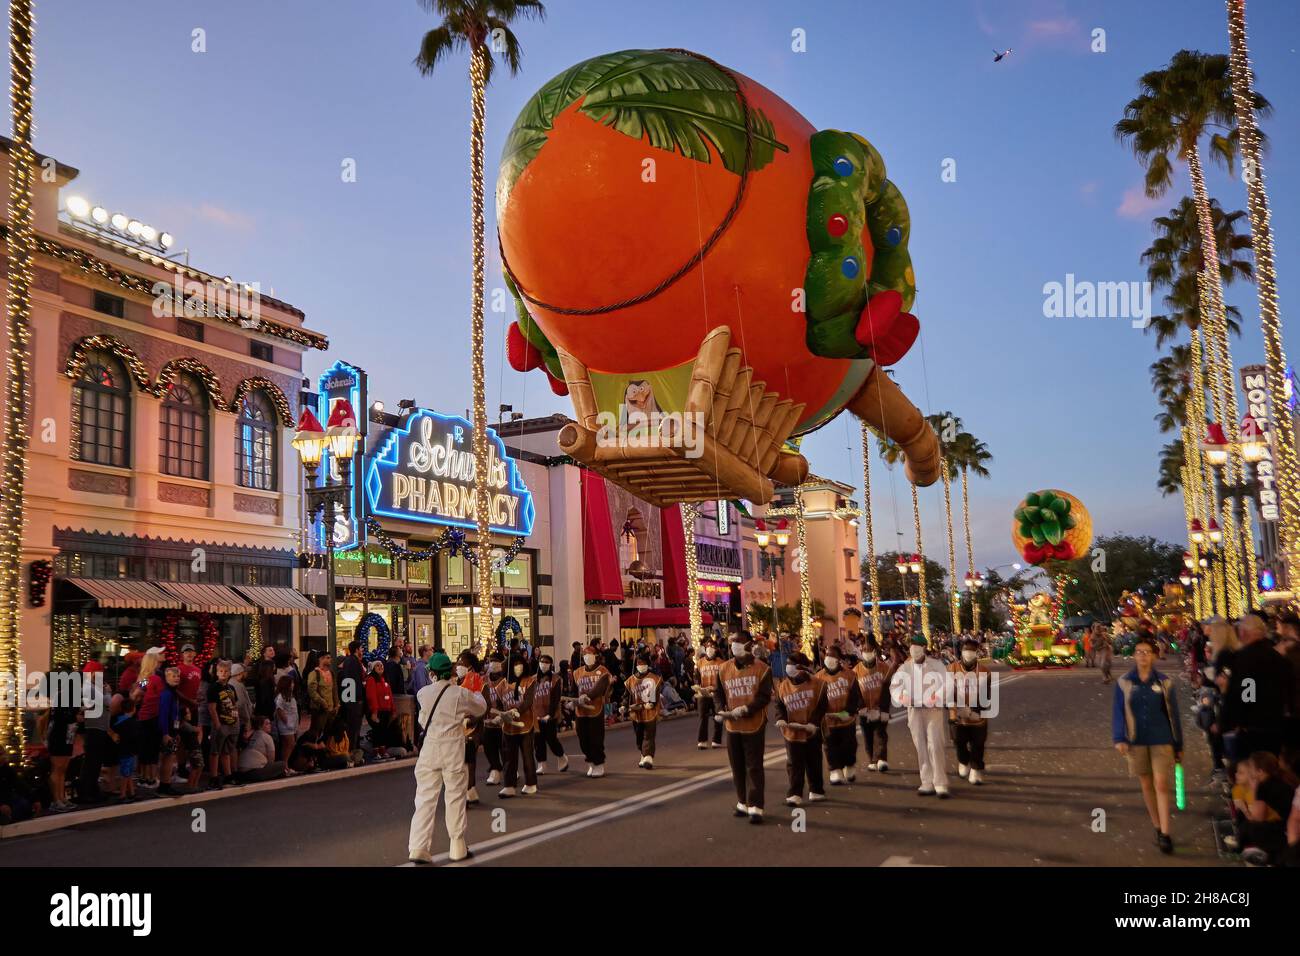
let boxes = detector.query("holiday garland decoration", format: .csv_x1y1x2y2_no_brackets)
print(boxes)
496,615,523,646
229,376,294,427
152,357,224,407
1011,489,1093,565
64,334,152,391
363,515,524,568
27,559,51,607
160,611,219,670
354,612,391,663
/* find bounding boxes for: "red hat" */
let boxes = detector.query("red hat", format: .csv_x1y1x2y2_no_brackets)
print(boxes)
294,408,325,443
326,398,358,436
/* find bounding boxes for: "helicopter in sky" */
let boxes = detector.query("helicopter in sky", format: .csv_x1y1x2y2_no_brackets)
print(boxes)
993,47,1013,62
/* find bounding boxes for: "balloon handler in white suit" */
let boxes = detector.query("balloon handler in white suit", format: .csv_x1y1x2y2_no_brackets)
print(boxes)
408,651,487,864
888,635,951,799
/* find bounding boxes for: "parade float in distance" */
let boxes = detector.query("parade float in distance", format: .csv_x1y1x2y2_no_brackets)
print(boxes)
1001,490,1094,668
495,48,940,506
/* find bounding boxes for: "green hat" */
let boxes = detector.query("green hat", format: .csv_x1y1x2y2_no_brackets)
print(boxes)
427,652,453,678
909,634,929,646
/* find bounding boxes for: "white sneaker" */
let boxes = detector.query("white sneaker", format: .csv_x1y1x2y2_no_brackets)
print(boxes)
520,784,537,795
486,770,501,785
558,755,569,772
936,786,950,799
498,786,517,798
808,792,827,802
877,760,888,772
829,769,844,785
845,768,856,782
785,795,802,806
448,837,470,862
585,764,594,777
637,755,648,768
918,786,936,796
697,742,708,750
958,763,969,778
747,806,764,823
466,786,480,805
642,755,654,768
866,761,880,771
711,741,722,749
969,770,982,785
591,764,605,778
536,764,546,775
408,848,434,864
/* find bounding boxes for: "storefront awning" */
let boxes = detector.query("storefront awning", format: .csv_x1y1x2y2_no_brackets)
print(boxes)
63,577,182,609
660,503,688,607
619,607,713,629
155,582,258,614
233,585,325,616
581,470,624,604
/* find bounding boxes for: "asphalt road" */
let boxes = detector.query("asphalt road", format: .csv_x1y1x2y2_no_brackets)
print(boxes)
0,665,1228,867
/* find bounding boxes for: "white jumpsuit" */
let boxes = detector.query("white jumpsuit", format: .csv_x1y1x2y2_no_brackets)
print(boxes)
408,678,487,858
889,658,950,791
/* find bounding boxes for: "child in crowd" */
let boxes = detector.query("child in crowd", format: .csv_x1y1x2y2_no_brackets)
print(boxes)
111,697,140,802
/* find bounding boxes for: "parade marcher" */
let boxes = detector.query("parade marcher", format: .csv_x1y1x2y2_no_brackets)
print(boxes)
494,656,538,797
532,654,568,774
774,652,827,805
714,635,773,824
855,637,894,772
1092,623,1113,684
815,646,862,784
948,637,991,785
408,652,488,865
571,644,612,777
889,635,951,798
455,652,486,805
481,653,507,785
623,651,664,768
693,638,726,749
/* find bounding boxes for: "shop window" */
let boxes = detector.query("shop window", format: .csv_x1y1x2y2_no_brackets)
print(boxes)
493,552,532,593
585,610,604,645
235,390,277,490
93,291,125,318
159,372,209,480
743,548,754,580
407,553,432,585
71,349,131,468
443,552,471,590
620,507,649,574
177,318,204,342
250,340,273,362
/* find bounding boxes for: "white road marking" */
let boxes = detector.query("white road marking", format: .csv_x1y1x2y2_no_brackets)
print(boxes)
879,855,940,867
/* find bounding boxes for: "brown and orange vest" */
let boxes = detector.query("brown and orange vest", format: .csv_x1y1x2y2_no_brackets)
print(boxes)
854,659,892,712
493,675,537,735
947,661,989,726
624,672,663,722
815,667,857,729
531,670,561,720
572,664,611,718
696,654,725,691
717,658,770,734
775,676,825,743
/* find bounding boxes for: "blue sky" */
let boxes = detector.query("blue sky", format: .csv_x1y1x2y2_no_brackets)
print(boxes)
19,0,1300,573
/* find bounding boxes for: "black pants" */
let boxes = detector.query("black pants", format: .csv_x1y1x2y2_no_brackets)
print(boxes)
726,729,765,809
464,733,480,785
502,731,537,788
954,722,987,770
698,696,723,744
77,729,110,802
785,732,824,798
576,715,606,766
343,703,363,757
824,723,856,771
860,717,889,762
483,726,504,771
633,719,657,757
534,718,565,762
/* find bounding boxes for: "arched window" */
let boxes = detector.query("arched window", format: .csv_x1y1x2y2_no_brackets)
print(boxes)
159,372,208,479
235,390,277,490
71,349,131,467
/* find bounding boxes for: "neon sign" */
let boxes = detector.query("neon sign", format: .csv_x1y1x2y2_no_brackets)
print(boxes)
364,409,534,537
317,360,366,551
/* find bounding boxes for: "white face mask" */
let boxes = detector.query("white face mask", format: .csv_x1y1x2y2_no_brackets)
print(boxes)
730,642,747,658
513,664,524,677
909,646,926,662
961,650,978,664
824,656,839,671
455,665,468,679
583,654,597,668
539,662,551,673
785,664,799,678
705,647,716,658
863,653,876,664
636,664,649,675
490,663,503,674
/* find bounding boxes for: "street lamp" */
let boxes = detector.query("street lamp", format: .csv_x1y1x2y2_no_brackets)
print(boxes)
1207,518,1223,545
1240,415,1267,463
755,518,790,636
1189,519,1206,545
1201,422,1230,468
293,403,360,654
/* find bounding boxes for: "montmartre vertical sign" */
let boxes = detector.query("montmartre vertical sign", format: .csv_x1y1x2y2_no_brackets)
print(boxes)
364,409,535,537
1241,364,1279,523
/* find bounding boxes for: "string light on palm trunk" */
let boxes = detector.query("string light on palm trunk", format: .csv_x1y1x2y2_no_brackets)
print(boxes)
860,423,883,640
682,503,703,644
0,0,34,763
1226,0,1300,583
962,467,979,633
941,458,958,633
795,485,813,653
911,482,929,641
469,46,494,653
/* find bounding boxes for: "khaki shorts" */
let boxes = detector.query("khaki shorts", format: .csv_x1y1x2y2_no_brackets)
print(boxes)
1126,743,1175,778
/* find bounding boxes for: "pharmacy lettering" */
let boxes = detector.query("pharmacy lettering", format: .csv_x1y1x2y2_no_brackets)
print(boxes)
365,410,535,536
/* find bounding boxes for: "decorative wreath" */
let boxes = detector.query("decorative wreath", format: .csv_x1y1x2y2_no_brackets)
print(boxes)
354,612,392,664
161,611,219,669
496,615,523,647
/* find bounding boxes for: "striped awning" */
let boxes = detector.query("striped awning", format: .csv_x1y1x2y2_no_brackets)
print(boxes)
234,585,324,616
63,578,181,609
155,582,258,614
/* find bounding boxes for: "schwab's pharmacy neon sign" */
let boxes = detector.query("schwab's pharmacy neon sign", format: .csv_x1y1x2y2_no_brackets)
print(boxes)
364,409,534,537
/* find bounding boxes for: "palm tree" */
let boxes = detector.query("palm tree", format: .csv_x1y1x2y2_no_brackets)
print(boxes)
414,0,545,651
926,412,963,632
1150,345,1192,433
875,431,929,638
951,431,991,631
858,422,882,639
1157,440,1186,496
1117,49,1268,616
1226,0,1300,571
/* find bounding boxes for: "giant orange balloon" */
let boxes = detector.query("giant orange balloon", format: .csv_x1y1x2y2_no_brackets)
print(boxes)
1012,490,1093,565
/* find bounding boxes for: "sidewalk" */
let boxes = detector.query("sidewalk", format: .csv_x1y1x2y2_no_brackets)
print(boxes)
0,705,698,842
